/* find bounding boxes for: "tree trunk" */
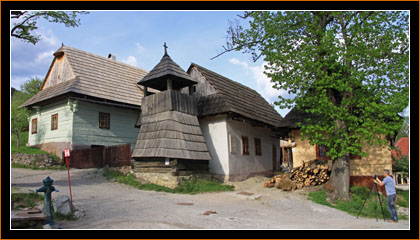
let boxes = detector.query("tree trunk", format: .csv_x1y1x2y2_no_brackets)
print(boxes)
16,131,21,150
330,154,350,200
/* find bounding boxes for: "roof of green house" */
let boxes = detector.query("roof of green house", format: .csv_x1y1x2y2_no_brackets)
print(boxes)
21,46,149,108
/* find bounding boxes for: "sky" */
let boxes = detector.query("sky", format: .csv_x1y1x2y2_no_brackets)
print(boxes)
10,11,410,119
10,11,291,117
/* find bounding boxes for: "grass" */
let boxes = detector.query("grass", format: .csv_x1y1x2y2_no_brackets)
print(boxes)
11,192,44,209
53,212,78,221
396,189,409,208
103,169,234,194
308,186,409,220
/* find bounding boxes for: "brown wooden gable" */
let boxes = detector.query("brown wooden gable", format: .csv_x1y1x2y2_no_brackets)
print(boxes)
42,52,76,90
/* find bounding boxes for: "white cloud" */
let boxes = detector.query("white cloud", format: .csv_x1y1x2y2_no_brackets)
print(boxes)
11,27,61,91
39,29,59,47
136,42,146,54
229,57,287,100
121,56,138,66
35,50,54,63
229,58,292,117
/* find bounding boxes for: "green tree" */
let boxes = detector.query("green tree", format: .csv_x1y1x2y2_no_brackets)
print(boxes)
20,77,43,96
11,11,88,45
219,11,409,199
11,91,30,150
11,77,44,149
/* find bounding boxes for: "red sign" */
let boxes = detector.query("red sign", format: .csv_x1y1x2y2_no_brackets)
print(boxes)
64,149,70,157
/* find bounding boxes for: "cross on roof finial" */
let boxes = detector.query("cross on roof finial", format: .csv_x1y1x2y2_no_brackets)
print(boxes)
163,42,168,55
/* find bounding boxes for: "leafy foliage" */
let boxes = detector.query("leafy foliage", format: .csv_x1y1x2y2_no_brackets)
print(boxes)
11,11,88,44
19,77,43,96
11,77,44,150
222,11,409,160
392,149,409,177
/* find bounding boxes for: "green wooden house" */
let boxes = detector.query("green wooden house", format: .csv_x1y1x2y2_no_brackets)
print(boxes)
21,46,149,158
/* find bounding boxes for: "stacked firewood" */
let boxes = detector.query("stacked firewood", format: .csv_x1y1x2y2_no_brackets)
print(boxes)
264,160,331,191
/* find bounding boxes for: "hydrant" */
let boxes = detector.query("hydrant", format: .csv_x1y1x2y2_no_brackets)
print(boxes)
36,176,57,224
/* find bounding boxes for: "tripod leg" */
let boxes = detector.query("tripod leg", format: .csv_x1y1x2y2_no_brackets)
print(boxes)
375,184,386,222
374,184,378,222
357,183,374,219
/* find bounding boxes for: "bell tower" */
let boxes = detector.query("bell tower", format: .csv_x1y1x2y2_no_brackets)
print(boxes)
131,44,211,187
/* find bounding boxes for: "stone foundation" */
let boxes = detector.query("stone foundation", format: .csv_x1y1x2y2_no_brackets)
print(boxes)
12,153,61,168
133,172,182,189
31,142,72,160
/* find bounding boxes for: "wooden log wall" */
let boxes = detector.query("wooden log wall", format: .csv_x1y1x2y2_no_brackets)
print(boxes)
142,90,197,116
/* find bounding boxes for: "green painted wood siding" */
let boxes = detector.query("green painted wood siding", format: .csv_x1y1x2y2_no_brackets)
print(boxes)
28,99,73,145
72,101,140,147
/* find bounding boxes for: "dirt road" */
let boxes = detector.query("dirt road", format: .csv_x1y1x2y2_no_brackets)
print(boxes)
11,168,409,229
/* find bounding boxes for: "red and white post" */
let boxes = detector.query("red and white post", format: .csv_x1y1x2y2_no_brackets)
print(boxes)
64,149,74,213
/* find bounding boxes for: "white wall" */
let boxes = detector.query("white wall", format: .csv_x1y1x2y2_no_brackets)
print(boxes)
199,115,229,177
226,119,280,180
199,115,280,181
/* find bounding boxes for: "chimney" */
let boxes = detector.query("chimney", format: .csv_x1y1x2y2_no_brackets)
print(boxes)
108,53,116,61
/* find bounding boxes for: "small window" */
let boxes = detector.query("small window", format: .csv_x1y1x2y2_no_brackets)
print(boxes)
316,144,331,160
51,114,58,130
31,118,38,134
242,136,249,155
230,135,237,154
254,138,262,156
99,112,110,129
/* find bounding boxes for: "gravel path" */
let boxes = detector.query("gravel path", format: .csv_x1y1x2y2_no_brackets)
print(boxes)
11,168,409,229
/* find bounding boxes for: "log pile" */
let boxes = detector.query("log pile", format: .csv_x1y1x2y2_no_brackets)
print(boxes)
264,160,331,191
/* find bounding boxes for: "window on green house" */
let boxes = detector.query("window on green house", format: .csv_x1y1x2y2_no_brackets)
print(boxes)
31,118,37,134
99,112,110,129
51,114,58,130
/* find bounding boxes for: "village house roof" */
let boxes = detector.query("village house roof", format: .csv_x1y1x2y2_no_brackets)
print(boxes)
21,46,149,108
138,53,197,91
277,107,313,129
392,137,409,157
188,63,283,128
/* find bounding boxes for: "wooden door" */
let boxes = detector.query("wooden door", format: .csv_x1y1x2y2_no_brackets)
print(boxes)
287,147,293,169
272,144,277,171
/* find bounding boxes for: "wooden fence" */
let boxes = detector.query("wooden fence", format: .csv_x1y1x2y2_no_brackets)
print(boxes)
68,144,130,168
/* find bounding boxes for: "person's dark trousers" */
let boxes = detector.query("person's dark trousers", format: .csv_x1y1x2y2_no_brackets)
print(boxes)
387,194,398,221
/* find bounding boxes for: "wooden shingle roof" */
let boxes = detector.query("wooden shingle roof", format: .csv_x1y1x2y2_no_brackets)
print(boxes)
138,53,197,91
277,107,311,129
189,64,283,128
21,46,148,108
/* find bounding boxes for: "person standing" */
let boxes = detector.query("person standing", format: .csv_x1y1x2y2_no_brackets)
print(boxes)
374,169,398,223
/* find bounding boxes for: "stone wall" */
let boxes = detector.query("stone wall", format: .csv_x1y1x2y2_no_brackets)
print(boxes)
12,153,62,168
